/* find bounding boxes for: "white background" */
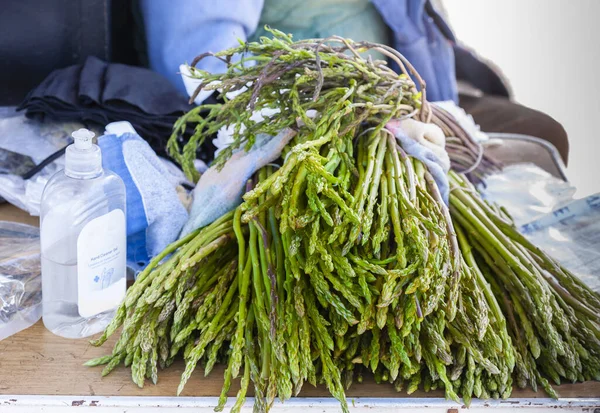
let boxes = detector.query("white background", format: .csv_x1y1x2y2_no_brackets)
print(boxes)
445,0,600,197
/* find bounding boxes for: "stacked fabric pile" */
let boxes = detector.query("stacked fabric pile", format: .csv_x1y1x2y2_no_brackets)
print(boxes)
18,56,192,156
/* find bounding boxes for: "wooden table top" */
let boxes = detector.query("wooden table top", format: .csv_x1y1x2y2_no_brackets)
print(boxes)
0,320,598,399
0,203,38,226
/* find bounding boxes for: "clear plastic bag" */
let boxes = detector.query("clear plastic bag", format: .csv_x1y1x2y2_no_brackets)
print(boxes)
480,163,576,226
520,195,600,292
0,221,42,341
481,164,599,291
0,107,88,215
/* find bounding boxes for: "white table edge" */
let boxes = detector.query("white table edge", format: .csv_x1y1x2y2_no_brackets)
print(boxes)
1,395,599,412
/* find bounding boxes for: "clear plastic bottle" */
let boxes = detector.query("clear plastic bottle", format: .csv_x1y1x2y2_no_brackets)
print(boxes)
40,128,126,338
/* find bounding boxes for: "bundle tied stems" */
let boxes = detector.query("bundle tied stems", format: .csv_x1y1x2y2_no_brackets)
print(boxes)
86,27,600,413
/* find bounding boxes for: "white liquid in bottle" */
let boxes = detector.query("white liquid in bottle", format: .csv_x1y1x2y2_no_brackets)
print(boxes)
40,128,126,338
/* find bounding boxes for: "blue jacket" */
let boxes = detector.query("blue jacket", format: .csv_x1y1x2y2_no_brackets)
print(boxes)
140,0,458,103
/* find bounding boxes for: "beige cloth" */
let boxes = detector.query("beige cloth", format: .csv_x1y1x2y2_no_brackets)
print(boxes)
393,118,450,172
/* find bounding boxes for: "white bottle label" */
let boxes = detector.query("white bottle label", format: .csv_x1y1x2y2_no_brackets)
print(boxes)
77,209,126,318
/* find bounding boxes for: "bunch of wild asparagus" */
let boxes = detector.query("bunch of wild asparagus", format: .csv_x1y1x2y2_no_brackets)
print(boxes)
449,171,600,396
86,28,600,412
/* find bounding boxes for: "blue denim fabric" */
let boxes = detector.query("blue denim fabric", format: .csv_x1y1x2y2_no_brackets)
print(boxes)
139,0,457,103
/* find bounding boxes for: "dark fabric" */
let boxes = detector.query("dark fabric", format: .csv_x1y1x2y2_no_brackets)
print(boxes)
454,46,510,98
18,56,193,156
0,0,112,105
425,0,456,43
425,3,510,99
459,94,569,164
0,0,151,106
110,0,147,67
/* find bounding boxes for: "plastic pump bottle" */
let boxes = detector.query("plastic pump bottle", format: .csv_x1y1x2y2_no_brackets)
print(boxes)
40,128,126,338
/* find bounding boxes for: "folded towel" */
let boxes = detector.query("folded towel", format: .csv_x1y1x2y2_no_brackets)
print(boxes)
98,125,189,271
18,56,193,157
181,128,296,237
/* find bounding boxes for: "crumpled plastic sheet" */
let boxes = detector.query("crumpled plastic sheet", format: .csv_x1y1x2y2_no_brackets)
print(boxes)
480,163,599,292
520,194,600,293
0,107,81,215
479,163,576,226
0,221,42,341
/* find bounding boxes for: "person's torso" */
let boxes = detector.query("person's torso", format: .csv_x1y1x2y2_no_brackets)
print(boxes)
250,0,391,60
